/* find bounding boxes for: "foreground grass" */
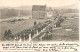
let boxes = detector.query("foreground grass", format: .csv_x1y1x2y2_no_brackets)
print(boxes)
0,19,47,40
51,18,79,41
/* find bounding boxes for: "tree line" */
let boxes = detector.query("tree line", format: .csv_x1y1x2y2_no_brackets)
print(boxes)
0,8,31,19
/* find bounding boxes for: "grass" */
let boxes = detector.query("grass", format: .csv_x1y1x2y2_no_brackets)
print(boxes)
51,18,79,41
32,17,79,41
0,13,79,41
62,13,79,18
0,19,47,40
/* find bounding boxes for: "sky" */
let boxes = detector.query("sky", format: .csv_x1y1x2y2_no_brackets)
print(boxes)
0,0,79,7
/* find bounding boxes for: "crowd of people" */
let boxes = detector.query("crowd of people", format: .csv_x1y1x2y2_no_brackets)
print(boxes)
3,20,52,41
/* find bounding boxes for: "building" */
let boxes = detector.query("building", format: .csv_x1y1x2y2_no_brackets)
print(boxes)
32,5,46,19
47,7,53,19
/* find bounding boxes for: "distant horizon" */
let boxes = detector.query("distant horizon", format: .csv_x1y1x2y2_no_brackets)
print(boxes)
0,4,79,10
0,0,79,8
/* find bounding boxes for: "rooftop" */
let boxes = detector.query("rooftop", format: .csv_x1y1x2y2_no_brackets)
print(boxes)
32,5,46,11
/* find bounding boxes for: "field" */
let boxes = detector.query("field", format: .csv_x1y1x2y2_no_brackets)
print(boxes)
32,13,79,41
0,13,79,41
51,18,79,41
33,17,79,41
0,19,47,40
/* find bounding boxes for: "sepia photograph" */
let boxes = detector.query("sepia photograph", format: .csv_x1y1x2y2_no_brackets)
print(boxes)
1,51,77,52
0,0,79,42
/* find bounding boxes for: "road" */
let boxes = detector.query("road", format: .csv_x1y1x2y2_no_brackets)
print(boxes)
31,18,59,41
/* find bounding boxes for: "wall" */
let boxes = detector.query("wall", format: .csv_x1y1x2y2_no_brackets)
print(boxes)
32,11,46,19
